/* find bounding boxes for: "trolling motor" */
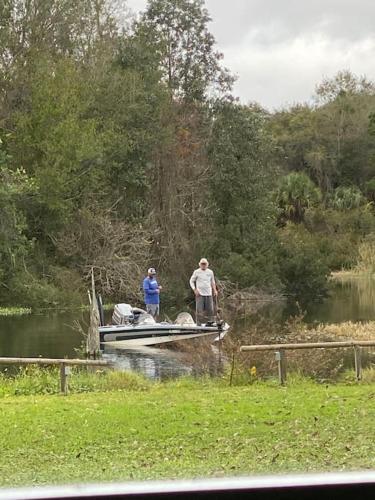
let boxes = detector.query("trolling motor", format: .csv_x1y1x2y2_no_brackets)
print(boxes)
206,296,225,330
215,294,225,330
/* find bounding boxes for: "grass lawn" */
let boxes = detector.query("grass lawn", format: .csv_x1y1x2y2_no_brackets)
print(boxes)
0,378,374,486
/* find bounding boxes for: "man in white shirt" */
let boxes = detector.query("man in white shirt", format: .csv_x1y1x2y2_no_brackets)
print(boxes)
189,258,218,325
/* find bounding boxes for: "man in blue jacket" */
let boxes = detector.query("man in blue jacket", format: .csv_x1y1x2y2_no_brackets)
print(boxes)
143,268,162,319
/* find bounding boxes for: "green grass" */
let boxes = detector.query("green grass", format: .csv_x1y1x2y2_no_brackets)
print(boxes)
0,377,374,487
0,366,150,396
0,306,31,316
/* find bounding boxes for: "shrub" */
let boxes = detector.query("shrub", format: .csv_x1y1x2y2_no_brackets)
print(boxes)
304,206,375,270
364,177,375,203
217,251,281,291
278,223,330,305
329,186,365,210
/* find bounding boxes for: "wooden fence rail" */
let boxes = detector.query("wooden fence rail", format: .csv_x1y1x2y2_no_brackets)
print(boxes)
0,357,110,395
240,340,375,385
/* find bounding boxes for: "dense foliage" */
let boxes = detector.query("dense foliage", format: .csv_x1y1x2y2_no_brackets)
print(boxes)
1,1,375,308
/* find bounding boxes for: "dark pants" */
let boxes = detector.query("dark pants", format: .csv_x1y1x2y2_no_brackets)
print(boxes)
196,295,214,325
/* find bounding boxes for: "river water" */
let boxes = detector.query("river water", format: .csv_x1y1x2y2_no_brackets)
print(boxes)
1,276,374,379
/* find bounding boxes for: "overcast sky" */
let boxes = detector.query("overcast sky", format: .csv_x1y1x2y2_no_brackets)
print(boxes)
126,0,375,110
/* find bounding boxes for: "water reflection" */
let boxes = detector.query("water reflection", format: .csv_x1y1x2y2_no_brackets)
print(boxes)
244,275,375,325
0,310,82,358
306,274,375,324
103,346,191,380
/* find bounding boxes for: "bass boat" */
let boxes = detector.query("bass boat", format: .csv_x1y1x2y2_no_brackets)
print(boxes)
98,303,229,346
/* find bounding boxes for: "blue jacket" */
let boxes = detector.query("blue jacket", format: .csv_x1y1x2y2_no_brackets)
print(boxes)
143,276,160,305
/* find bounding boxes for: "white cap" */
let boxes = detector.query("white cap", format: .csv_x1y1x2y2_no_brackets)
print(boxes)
148,267,156,275
199,258,208,265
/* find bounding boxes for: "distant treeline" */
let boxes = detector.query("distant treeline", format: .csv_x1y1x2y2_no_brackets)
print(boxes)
1,0,375,308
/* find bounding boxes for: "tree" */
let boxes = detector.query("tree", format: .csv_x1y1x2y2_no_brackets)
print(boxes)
275,172,321,224
208,103,280,288
9,56,104,237
278,223,329,305
54,208,151,302
0,0,118,65
0,142,36,301
118,0,235,282
137,0,233,102
91,40,170,220
269,71,375,192
0,0,119,131
315,70,375,105
268,105,335,192
316,73,375,187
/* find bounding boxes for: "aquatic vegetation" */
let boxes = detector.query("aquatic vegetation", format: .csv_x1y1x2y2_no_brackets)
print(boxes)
0,307,31,316
79,303,114,311
314,320,375,340
356,235,375,273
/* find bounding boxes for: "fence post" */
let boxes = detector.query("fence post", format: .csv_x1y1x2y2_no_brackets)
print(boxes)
275,350,287,385
60,363,69,395
354,346,362,381
229,351,236,387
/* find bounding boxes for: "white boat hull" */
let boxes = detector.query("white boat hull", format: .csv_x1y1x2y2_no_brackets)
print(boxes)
99,323,228,343
104,330,227,348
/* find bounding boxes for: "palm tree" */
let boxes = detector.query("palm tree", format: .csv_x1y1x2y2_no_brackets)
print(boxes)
275,172,321,224
330,186,365,210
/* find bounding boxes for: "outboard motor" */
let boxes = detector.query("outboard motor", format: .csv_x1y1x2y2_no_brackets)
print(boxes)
112,304,134,325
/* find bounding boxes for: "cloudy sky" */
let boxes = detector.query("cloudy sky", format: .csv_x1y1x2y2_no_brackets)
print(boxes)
126,0,375,110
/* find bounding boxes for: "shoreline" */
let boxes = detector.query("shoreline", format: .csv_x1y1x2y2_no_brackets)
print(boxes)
330,270,375,280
